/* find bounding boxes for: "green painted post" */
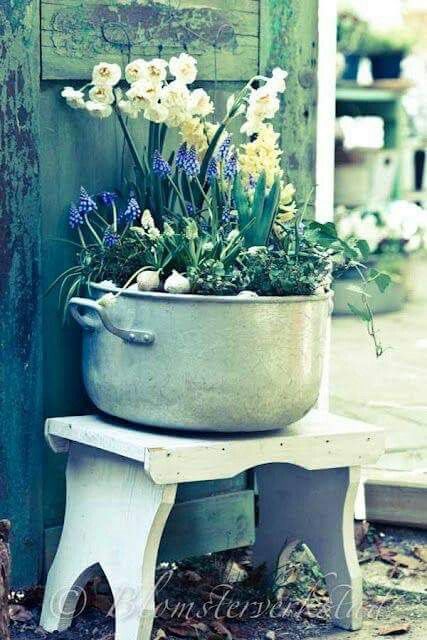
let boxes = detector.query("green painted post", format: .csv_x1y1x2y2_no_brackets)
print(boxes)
0,1,44,585
260,0,319,200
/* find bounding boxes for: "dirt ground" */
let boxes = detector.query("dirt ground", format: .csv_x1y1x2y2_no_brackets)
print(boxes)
8,525,427,640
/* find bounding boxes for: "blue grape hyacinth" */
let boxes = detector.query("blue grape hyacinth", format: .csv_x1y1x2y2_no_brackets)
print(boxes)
121,197,141,224
78,187,97,215
175,143,188,171
69,205,84,229
103,227,119,248
182,146,200,178
99,191,118,206
206,157,218,184
217,135,232,161
224,153,237,182
152,150,171,179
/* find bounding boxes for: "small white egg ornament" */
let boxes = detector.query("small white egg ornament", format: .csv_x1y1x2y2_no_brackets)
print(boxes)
136,270,160,292
164,270,191,294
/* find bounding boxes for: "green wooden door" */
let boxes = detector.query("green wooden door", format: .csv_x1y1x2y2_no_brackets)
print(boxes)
2,0,320,585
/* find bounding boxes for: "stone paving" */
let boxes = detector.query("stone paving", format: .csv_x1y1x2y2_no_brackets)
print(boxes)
330,257,427,464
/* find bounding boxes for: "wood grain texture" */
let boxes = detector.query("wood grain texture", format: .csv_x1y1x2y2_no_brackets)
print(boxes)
261,0,319,201
44,489,255,574
0,0,44,586
41,0,259,81
40,443,177,639
45,411,385,484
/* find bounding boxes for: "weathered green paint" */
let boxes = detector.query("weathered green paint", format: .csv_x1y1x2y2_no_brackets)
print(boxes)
0,0,44,586
260,0,319,200
44,489,255,574
41,0,259,81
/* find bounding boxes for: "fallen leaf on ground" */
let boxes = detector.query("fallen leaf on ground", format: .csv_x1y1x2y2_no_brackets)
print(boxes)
265,631,276,640
413,545,427,563
377,622,411,636
153,630,167,640
378,548,423,571
8,605,32,623
223,560,248,584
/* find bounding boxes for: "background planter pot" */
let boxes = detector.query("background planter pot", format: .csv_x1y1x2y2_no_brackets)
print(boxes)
370,52,404,79
342,53,361,81
333,263,407,315
68,284,332,433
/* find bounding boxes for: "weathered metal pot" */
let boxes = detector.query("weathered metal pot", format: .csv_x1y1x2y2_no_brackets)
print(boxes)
69,284,332,433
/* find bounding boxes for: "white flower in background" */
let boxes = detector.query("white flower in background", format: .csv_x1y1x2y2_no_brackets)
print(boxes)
143,58,168,85
163,222,175,237
127,79,161,105
147,227,161,241
92,62,121,87
141,209,155,230
144,102,169,123
61,86,85,109
85,101,113,118
179,117,208,152
125,59,146,84
188,88,214,117
118,98,140,119
169,53,198,85
266,67,288,93
89,85,115,105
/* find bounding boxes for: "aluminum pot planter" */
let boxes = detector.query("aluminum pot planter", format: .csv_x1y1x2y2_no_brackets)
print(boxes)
69,283,332,433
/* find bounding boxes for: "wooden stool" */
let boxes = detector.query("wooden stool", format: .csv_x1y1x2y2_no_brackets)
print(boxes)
40,412,384,639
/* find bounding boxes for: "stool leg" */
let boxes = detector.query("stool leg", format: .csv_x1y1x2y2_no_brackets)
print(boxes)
253,464,362,631
40,443,177,640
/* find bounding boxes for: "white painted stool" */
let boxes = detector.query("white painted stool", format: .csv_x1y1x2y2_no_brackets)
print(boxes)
40,411,384,639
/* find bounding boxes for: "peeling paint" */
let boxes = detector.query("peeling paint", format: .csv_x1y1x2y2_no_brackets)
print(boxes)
0,0,43,586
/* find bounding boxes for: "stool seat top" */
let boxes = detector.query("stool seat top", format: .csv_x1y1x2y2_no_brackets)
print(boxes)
46,411,384,484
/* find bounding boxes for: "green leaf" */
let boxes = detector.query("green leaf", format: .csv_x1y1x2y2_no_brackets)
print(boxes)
370,270,392,293
356,239,371,259
259,175,281,244
232,174,250,229
244,172,266,246
347,303,371,322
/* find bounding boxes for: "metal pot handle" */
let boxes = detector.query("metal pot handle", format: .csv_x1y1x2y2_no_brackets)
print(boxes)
68,297,155,346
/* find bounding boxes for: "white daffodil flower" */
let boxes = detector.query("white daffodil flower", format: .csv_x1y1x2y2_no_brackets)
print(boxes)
61,86,85,109
85,101,113,119
89,85,115,105
125,59,146,84
169,53,198,85
188,88,214,117
92,62,121,87
142,58,168,85
144,102,169,123
118,99,140,119
266,67,288,93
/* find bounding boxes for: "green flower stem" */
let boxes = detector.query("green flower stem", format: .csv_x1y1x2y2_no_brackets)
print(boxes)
112,202,118,233
114,103,145,179
78,227,87,249
195,176,214,215
84,215,103,246
167,175,188,215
